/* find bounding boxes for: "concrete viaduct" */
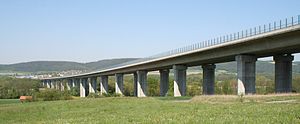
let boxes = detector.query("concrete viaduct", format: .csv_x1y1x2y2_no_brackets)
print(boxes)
41,16,300,97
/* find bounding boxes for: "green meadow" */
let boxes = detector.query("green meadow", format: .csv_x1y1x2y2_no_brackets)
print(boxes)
1,95,300,124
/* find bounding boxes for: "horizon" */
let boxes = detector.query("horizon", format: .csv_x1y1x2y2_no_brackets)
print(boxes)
3,58,300,65
1,1,300,64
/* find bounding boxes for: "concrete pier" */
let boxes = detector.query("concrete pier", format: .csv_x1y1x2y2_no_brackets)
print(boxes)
55,80,60,90
115,74,124,95
67,79,72,90
173,65,187,97
202,64,216,95
133,72,138,97
100,76,108,95
137,71,148,97
80,78,88,97
72,79,76,87
236,55,257,95
274,54,294,93
51,81,55,89
47,80,51,88
60,80,65,91
159,69,169,96
43,81,46,87
89,77,97,93
75,79,80,87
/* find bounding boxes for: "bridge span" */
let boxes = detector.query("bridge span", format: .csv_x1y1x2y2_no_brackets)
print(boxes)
42,15,300,97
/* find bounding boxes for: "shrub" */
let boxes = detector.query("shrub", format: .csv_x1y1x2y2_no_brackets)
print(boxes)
112,93,122,97
102,93,112,97
35,89,72,101
87,93,103,98
0,77,39,99
70,87,80,96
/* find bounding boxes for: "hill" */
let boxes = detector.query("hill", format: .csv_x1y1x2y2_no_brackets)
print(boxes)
0,58,137,73
0,59,300,74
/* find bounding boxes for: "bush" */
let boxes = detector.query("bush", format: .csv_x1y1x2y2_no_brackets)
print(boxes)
87,93,103,98
70,87,80,96
102,93,112,97
114,93,122,97
35,89,72,101
0,77,39,99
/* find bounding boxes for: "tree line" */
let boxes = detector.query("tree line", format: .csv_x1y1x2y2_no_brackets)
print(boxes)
0,73,300,99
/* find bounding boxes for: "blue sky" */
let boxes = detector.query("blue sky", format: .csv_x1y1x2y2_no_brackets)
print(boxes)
0,0,300,64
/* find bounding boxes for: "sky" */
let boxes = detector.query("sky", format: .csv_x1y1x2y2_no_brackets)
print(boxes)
0,0,300,64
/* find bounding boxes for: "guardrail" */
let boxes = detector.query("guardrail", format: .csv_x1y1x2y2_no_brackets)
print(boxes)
95,15,300,72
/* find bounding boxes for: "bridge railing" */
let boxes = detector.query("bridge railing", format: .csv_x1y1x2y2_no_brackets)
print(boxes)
98,15,300,72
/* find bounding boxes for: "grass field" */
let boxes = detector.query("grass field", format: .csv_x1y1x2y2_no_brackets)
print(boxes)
0,94,300,124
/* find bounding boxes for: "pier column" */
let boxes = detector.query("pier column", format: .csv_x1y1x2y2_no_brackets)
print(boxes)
100,76,108,95
55,80,60,90
72,79,76,87
80,78,88,97
47,80,51,88
137,70,148,97
66,79,72,90
236,55,257,95
60,80,64,91
75,79,80,87
133,73,138,97
43,81,46,87
115,74,124,95
274,54,294,93
75,78,80,93
173,65,187,97
159,69,169,96
51,80,55,89
89,77,97,93
202,64,216,95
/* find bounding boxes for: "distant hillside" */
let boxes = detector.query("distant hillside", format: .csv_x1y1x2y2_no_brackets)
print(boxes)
85,58,137,71
0,59,300,74
0,58,138,73
0,61,87,72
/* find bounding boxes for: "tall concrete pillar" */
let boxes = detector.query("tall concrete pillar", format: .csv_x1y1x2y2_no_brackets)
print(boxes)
137,70,148,97
100,75,108,95
159,69,169,96
55,80,60,90
202,64,216,95
274,54,294,93
133,73,138,97
80,78,88,97
44,81,47,87
66,79,72,90
89,77,97,93
51,80,55,89
42,81,46,87
236,55,257,95
72,79,76,87
75,78,80,93
75,79,80,87
115,74,124,95
173,65,187,97
60,80,64,91
47,80,51,88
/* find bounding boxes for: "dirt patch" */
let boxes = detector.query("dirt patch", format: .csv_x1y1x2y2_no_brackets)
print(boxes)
190,94,300,103
265,100,297,104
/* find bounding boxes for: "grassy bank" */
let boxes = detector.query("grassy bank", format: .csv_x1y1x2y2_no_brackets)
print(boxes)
0,99,19,105
0,95,300,124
